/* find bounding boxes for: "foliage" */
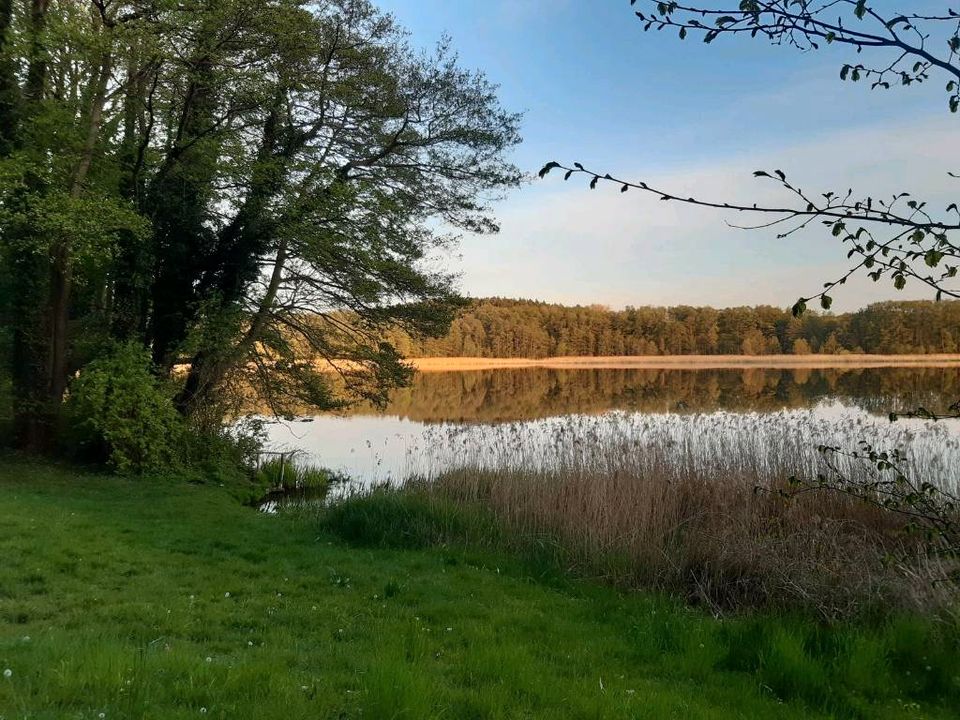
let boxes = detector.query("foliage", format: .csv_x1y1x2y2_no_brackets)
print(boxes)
64,342,184,474
2,459,958,718
388,297,960,358
790,442,960,557
255,457,324,492
0,0,521,452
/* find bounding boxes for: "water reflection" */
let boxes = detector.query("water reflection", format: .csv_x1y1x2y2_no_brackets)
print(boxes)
263,367,960,486
340,367,960,423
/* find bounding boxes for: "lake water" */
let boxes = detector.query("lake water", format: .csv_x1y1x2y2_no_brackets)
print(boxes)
262,367,960,488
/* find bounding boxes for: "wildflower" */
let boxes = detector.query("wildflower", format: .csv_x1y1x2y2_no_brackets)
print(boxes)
2,669,11,678
205,657,212,663
224,592,231,598
200,708,207,715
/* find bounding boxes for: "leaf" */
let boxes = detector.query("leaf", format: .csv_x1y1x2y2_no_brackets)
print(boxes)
924,250,943,268
820,295,833,310
792,299,807,318
538,162,560,179
589,176,599,190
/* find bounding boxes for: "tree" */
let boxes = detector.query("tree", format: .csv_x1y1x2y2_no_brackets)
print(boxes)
792,338,812,355
0,0,521,450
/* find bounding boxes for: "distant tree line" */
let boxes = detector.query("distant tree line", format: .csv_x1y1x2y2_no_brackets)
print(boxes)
384,298,960,358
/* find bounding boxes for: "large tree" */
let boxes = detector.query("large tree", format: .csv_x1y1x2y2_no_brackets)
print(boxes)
0,0,521,448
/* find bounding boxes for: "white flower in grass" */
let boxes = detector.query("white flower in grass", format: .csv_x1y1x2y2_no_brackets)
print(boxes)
224,592,231,598
205,657,212,663
2,669,11,679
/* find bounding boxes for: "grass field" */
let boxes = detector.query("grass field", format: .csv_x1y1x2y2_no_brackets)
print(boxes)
0,458,958,719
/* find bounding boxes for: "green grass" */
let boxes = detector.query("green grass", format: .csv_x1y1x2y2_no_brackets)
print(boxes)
0,460,957,719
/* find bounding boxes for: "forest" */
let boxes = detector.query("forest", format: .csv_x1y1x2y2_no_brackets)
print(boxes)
387,298,960,358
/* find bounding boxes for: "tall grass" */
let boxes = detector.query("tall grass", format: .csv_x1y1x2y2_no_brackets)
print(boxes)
327,410,960,618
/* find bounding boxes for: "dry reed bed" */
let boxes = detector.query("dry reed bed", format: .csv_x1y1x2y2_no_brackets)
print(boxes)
400,410,960,617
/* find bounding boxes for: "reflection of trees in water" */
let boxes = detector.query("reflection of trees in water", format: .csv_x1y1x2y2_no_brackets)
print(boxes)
340,367,960,423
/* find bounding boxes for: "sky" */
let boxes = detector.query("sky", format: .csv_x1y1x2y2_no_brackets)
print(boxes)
376,0,958,311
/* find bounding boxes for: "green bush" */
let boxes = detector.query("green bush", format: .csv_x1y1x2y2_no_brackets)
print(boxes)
253,457,335,504
65,343,185,474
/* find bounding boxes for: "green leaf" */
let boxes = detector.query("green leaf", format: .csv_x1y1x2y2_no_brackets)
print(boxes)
538,162,560,179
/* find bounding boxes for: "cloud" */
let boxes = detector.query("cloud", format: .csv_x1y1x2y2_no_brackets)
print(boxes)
456,116,960,311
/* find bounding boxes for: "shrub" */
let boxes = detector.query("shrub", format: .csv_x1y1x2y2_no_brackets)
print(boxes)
65,343,185,474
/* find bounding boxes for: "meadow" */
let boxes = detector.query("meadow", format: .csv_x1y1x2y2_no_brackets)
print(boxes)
0,458,958,719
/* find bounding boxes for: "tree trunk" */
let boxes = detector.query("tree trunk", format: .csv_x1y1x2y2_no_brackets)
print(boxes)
47,51,113,407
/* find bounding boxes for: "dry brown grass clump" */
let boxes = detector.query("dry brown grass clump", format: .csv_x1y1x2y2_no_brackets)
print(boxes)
413,457,956,619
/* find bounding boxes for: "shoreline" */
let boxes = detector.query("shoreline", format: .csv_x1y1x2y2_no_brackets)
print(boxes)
408,354,960,372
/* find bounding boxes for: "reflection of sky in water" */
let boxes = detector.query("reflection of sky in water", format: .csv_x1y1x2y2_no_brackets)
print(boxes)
263,399,960,491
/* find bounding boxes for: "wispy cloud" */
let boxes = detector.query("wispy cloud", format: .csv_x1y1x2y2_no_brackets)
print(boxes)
457,117,959,310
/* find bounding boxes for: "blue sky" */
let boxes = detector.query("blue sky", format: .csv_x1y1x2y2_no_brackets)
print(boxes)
377,0,957,310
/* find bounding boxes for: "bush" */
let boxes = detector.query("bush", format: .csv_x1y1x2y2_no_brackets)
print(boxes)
65,343,185,474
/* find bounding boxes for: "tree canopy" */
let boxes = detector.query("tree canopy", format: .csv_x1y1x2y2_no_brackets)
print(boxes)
389,297,960,358
0,0,521,451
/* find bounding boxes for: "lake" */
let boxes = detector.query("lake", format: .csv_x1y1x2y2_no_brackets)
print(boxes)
262,366,960,489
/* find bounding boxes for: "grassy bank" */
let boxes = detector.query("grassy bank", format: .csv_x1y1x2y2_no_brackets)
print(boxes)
0,460,958,719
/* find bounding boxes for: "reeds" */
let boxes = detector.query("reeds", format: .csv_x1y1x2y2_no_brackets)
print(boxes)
392,408,959,618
